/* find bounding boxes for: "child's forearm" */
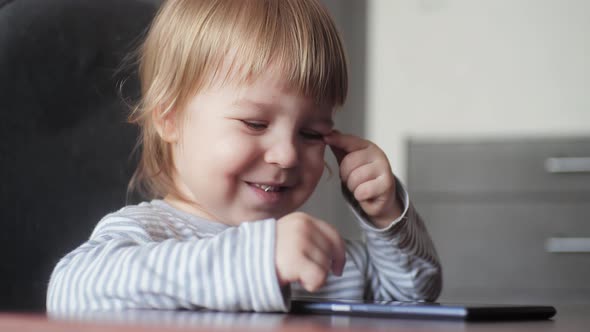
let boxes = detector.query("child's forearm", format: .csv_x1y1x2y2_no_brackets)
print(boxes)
47,219,287,314
362,203,442,302
342,177,442,302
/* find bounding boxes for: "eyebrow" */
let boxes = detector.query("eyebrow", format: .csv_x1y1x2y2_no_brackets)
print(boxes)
232,99,334,127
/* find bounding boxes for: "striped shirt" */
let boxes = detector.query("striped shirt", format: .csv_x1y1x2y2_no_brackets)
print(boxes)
47,182,441,314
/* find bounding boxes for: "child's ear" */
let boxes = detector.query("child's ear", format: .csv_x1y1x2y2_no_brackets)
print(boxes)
152,106,180,143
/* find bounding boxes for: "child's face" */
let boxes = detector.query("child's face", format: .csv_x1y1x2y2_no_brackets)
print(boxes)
166,70,334,225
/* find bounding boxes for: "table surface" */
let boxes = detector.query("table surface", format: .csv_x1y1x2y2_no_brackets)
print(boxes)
0,304,587,332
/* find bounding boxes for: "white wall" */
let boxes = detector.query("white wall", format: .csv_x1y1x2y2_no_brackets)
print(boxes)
367,0,590,181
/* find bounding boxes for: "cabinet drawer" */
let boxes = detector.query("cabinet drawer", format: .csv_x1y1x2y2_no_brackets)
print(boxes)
408,138,590,195
418,201,590,299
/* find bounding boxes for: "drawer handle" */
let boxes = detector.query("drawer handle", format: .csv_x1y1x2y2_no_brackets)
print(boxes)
544,157,590,173
545,237,590,253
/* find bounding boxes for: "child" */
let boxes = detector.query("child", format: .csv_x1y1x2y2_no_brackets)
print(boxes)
47,0,441,313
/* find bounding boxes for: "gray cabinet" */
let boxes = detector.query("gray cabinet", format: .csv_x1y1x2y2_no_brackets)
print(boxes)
407,138,590,304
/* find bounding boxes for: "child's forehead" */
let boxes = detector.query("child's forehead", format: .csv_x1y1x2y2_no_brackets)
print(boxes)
195,64,336,121
227,85,335,121
206,58,330,106
230,92,334,117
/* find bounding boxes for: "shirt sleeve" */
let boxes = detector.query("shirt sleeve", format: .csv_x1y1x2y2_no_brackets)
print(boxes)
46,215,288,314
343,177,443,302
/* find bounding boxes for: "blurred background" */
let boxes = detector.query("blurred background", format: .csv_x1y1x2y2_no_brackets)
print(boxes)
366,0,590,179
305,0,590,306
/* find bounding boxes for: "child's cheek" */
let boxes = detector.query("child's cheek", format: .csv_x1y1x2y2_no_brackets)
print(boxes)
213,134,259,175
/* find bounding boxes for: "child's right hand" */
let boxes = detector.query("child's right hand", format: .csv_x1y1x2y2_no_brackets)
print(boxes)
275,212,346,292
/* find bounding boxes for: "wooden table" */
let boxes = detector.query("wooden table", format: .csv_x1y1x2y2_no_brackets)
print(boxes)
0,304,587,332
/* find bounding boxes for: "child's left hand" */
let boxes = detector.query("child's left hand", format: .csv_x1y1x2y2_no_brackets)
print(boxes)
324,131,403,228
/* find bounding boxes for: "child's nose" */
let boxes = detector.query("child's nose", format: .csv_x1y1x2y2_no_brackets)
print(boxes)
264,137,299,169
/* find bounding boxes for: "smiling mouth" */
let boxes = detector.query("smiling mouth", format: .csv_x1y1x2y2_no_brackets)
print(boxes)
248,182,287,192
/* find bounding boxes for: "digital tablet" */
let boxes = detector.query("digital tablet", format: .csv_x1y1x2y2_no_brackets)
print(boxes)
290,299,557,321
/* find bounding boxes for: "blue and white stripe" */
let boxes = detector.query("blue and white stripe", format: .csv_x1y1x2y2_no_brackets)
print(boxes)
47,184,441,314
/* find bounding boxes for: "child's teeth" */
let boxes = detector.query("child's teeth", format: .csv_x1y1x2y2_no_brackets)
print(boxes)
256,184,276,192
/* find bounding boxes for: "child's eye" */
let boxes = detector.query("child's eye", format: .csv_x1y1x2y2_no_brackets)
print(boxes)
241,120,267,131
300,130,324,140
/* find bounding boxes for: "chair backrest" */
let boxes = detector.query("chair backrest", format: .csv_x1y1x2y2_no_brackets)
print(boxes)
0,0,160,311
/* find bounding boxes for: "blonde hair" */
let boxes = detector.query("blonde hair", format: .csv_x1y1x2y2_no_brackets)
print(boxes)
128,0,349,200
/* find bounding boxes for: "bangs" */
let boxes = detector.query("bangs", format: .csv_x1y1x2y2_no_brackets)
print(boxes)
217,0,348,106
145,0,348,114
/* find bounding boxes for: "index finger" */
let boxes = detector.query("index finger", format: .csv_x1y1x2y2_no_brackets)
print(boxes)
324,130,370,154
313,219,346,276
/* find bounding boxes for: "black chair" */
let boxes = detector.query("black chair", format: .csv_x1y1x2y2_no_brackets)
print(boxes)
0,0,160,311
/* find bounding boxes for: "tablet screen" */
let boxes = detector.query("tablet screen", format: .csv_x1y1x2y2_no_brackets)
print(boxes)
290,298,556,321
